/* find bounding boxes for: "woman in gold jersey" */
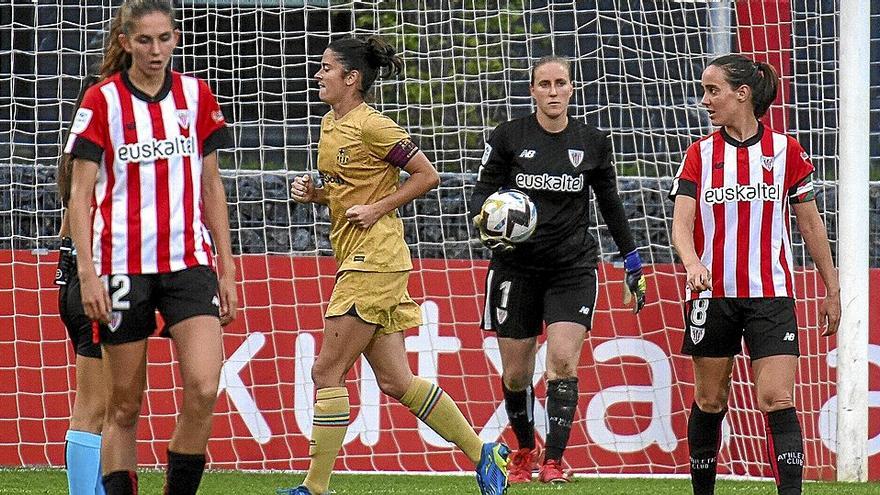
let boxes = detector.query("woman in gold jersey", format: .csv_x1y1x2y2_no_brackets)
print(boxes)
280,37,510,495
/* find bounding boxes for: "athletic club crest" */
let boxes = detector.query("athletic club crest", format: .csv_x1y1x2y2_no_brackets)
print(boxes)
496,307,508,325
109,311,123,332
690,326,705,345
176,109,192,129
568,149,584,168
761,155,774,171
481,144,493,165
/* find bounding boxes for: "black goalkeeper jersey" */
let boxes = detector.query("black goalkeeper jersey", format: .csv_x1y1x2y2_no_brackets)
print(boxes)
468,113,635,271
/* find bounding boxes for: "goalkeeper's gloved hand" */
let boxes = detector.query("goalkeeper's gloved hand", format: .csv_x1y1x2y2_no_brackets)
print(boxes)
623,249,647,314
54,236,75,286
472,212,514,252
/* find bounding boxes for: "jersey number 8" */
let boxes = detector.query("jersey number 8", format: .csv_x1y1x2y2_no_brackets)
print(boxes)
690,298,709,326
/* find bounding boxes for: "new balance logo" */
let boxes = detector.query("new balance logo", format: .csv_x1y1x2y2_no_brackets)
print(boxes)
782,332,795,341
212,296,221,307
579,306,591,316
519,149,536,159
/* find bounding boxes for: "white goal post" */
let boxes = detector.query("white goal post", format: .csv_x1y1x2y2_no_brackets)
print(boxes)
836,0,871,482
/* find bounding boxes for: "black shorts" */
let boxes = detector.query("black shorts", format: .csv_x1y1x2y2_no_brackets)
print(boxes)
59,270,101,359
65,266,220,346
681,297,799,360
481,262,598,339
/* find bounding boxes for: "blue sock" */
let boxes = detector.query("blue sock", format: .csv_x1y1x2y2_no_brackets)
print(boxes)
66,430,105,495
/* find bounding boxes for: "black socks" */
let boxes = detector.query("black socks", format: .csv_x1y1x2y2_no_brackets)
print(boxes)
688,402,726,495
164,450,207,495
503,382,536,450
765,408,804,495
545,377,578,461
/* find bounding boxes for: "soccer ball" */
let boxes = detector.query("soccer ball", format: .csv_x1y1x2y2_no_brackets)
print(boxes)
480,189,538,244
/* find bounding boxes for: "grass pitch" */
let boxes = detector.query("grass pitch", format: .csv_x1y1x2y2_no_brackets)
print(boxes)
1,468,878,494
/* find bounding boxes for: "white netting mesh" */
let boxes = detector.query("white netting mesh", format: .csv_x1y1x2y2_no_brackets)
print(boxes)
1,0,865,480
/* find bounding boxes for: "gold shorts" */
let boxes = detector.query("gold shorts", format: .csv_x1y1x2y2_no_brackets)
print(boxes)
325,270,422,335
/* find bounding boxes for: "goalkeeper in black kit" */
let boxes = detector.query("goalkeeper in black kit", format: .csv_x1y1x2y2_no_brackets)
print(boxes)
468,56,648,483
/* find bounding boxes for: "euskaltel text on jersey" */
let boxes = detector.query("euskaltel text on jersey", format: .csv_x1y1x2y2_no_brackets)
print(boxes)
469,113,635,272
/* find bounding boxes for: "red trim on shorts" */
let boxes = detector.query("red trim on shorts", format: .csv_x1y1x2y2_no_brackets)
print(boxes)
129,470,139,494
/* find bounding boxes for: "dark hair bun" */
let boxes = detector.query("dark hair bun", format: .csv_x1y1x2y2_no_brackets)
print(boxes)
327,36,403,94
708,54,780,118
366,36,402,79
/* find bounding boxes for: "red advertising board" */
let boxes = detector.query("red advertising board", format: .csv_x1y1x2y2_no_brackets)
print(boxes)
1,250,878,479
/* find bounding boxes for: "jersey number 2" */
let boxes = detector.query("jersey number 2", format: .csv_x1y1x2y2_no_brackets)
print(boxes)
108,274,131,310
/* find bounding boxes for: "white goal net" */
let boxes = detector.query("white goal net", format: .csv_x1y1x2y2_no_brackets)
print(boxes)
1,0,865,480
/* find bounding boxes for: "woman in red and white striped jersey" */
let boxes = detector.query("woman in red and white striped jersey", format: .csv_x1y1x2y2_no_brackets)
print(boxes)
64,1,237,493
670,54,840,495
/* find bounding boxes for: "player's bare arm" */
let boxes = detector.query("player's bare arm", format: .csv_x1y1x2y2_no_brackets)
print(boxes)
68,157,111,323
672,194,712,292
202,151,238,326
792,201,840,336
344,151,439,230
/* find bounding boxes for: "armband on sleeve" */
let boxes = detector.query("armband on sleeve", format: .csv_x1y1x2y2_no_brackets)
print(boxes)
788,173,815,204
384,138,419,168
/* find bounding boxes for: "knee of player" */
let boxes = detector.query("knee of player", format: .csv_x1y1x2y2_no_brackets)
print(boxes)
693,394,729,414
184,379,221,414
502,371,533,392
105,399,142,428
545,350,581,381
310,361,345,389
544,364,578,382
375,374,410,401
755,394,794,414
